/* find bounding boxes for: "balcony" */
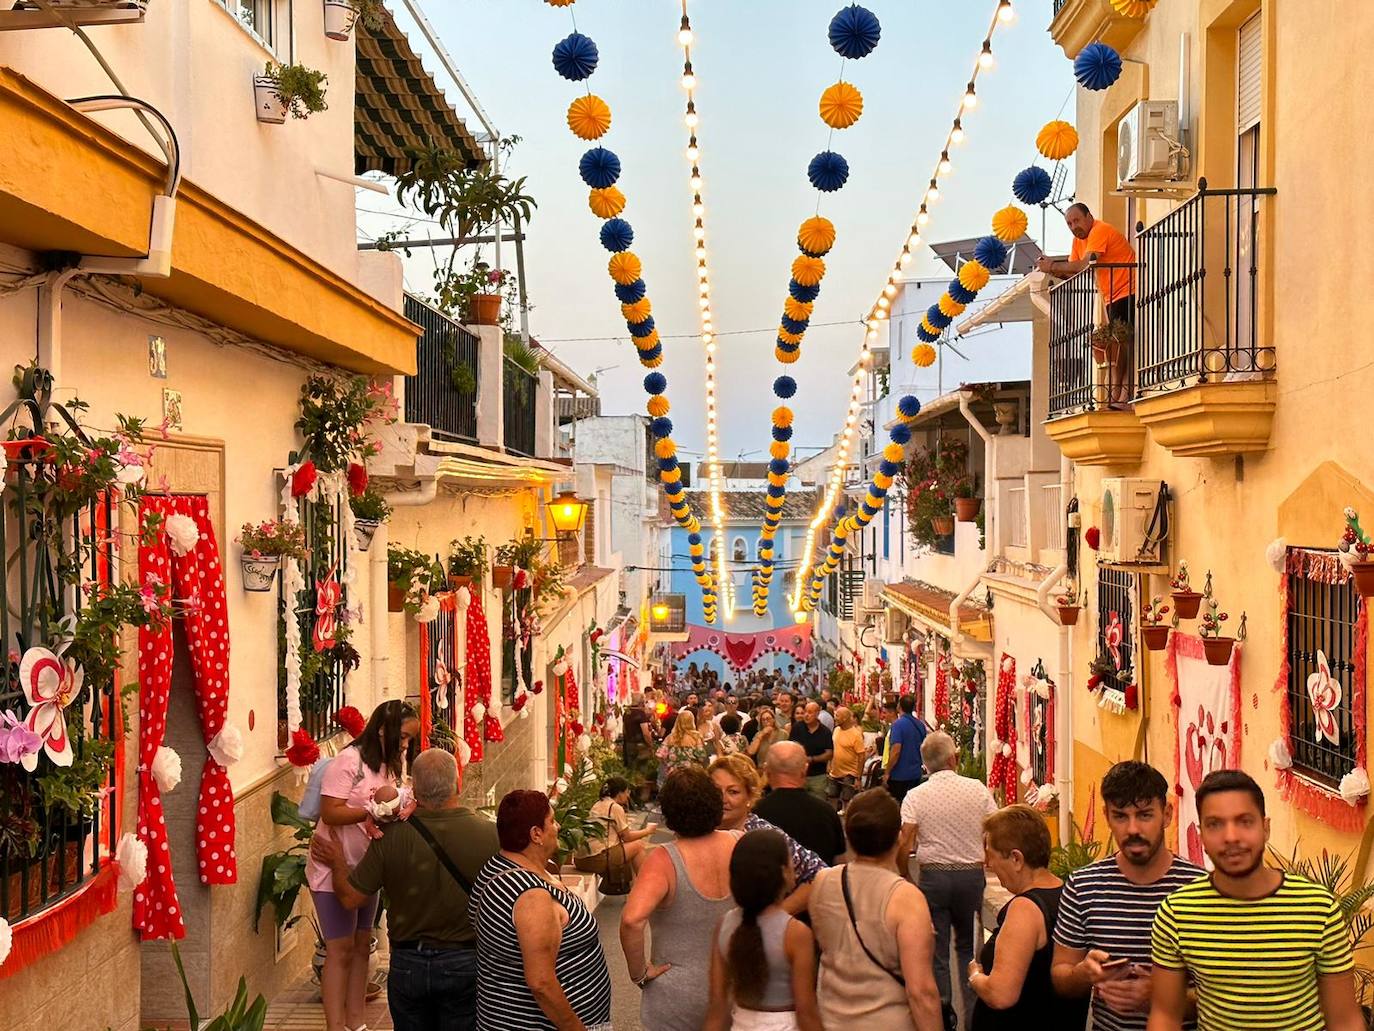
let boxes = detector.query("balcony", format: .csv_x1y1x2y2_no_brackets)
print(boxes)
1133,182,1278,456
503,357,538,458
1049,0,1148,60
404,295,479,444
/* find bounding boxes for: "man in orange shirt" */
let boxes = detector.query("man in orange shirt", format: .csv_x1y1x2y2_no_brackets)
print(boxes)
1038,204,1138,404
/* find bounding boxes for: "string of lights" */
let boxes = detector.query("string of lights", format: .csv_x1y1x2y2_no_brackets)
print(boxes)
792,0,1018,614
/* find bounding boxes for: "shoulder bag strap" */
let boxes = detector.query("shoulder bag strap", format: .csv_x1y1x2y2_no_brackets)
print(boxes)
841,866,906,987
408,816,474,897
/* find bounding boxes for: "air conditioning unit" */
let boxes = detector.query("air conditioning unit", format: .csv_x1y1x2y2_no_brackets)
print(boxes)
883,608,908,645
861,579,886,610
1099,478,1170,567
1117,101,1184,187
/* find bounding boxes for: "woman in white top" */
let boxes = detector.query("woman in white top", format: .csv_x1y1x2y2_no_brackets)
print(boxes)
586,776,657,874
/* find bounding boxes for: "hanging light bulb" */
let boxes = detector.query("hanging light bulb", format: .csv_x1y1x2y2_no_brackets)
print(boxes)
908,231,921,248
681,62,697,91
685,102,699,128
884,283,897,297
926,180,940,203
692,199,704,216
686,139,700,162
900,251,913,267
962,83,978,109
938,150,953,176
690,170,703,191
877,296,890,310
998,0,1015,23
979,40,995,69
694,222,706,240
917,208,930,227
678,14,694,46
951,118,965,144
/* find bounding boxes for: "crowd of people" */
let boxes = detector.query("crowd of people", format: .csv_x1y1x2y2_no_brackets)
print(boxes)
301,685,1365,1031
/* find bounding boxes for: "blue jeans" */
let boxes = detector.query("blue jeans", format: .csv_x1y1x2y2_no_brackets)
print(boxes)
917,866,985,1029
387,945,478,1031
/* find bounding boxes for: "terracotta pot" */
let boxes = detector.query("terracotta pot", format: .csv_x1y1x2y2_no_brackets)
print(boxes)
1141,624,1170,651
1202,636,1235,666
1057,605,1080,627
954,497,981,522
932,516,955,537
468,293,503,326
323,0,355,40
448,574,473,592
491,564,515,589
1351,562,1374,598
240,555,280,592
1171,591,1202,619
387,583,406,612
253,75,287,124
5,841,82,922
351,518,379,552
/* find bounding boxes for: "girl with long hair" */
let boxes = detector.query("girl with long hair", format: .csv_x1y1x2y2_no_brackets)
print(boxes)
657,708,710,776
705,829,821,1031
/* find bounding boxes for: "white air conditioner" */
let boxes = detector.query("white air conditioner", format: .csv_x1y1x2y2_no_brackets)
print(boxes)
1117,100,1184,187
1099,478,1169,566
883,607,908,645
861,579,886,610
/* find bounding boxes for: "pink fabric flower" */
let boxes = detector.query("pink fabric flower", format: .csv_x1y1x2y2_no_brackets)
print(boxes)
18,647,84,770
0,710,42,765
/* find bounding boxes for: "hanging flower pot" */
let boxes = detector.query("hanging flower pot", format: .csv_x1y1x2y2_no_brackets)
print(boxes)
253,75,288,124
351,518,380,552
1202,636,1235,666
1057,604,1081,627
1171,590,1202,620
467,293,503,327
492,564,515,589
448,574,473,592
1349,561,1374,598
1141,624,1170,651
954,497,981,522
323,0,355,40
387,582,406,613
932,516,955,537
240,554,281,592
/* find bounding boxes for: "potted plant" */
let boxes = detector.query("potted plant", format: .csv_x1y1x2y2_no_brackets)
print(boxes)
236,519,308,591
1198,576,1236,665
467,266,512,327
323,0,384,40
348,485,391,552
1055,585,1082,627
448,535,488,591
953,473,981,522
931,506,955,537
387,544,444,613
253,60,328,124
1140,595,1171,651
495,535,544,591
1169,560,1202,619
1090,319,1133,366
1338,508,1374,597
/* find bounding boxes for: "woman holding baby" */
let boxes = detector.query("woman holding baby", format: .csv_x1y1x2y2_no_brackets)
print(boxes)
305,699,420,1031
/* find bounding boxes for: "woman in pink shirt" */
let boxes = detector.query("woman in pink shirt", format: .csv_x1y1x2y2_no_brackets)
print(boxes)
307,699,419,1031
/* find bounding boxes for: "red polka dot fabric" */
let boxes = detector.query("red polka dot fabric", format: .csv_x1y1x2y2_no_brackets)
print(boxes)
470,599,504,745
133,496,238,941
990,654,1019,802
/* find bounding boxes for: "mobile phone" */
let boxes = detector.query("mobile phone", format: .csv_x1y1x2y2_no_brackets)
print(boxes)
1100,957,1131,971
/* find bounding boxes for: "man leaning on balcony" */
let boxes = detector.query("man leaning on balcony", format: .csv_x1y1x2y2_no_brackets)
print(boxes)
1038,204,1138,406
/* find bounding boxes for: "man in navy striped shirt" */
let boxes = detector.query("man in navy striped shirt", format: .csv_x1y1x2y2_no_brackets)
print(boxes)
1050,761,1204,1030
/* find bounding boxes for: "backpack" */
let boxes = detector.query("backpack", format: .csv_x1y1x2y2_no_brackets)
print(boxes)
297,748,365,821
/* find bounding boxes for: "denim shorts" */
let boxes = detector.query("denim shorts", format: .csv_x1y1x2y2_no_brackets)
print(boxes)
311,889,379,941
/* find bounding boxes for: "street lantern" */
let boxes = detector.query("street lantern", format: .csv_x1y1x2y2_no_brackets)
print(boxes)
652,601,670,622
545,490,588,537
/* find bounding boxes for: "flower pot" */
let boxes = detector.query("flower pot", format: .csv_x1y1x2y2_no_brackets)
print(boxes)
240,555,280,591
253,75,287,124
351,518,379,552
448,574,473,592
5,842,81,921
1171,591,1202,620
932,516,955,536
1141,624,1170,651
1202,636,1235,666
468,293,503,326
491,564,515,589
1350,561,1374,598
387,583,406,612
323,0,355,40
954,497,981,523
1057,605,1080,627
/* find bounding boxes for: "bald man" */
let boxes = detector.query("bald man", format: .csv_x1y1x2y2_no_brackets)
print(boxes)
753,742,846,865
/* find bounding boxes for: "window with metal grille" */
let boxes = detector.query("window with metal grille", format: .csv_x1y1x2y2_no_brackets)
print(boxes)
838,568,865,621
279,493,349,741
1096,564,1136,693
1285,551,1359,785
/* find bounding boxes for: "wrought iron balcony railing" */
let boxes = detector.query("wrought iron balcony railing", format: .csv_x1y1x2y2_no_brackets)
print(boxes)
1047,262,1137,419
404,295,479,444
503,358,538,458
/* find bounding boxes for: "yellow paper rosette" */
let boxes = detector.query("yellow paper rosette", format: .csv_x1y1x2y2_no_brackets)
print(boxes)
567,95,612,141
654,438,676,459
621,298,652,323
797,216,836,257
769,441,790,460
920,317,939,338
767,473,786,487
777,328,804,346
1036,120,1080,161
660,467,682,484
589,186,626,219
608,251,643,285
791,255,827,288
766,494,785,509
647,395,669,418
635,329,660,349
640,352,663,368
772,407,794,428
992,205,1029,243
958,260,991,293
545,0,575,6
775,347,800,364
819,81,864,130
938,295,967,319
1108,0,1157,15
783,297,814,321
882,443,905,462
913,343,937,368
874,473,894,490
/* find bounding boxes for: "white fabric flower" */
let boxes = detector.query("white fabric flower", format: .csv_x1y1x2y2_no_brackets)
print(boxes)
554,778,569,794
0,917,10,969
1340,767,1369,806
576,733,592,754
472,702,487,722
1340,548,1359,570
1000,743,1012,758
415,596,440,624
457,738,472,766
116,462,146,486
1034,678,1052,700
165,514,200,557
207,723,244,768
1038,783,1058,803
1266,537,1287,574
519,707,530,720
151,745,181,792
116,832,148,892
552,660,570,678
1268,737,1293,770
1001,657,1014,673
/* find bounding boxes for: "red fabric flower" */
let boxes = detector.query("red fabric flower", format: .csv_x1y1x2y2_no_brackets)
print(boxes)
347,463,369,498
589,629,603,643
291,461,317,498
512,693,528,712
513,568,532,590
532,680,545,695
570,721,585,737
334,705,366,738
1085,526,1101,550
286,727,319,767
1124,685,1139,710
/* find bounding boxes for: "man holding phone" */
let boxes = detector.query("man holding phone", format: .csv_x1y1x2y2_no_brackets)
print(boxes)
1050,761,1204,1030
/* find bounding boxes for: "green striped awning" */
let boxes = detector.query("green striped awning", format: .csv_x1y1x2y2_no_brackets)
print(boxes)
355,8,486,177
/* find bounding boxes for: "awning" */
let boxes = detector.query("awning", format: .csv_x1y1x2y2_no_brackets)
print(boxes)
882,581,992,643
604,649,640,670
957,272,1049,335
355,9,486,177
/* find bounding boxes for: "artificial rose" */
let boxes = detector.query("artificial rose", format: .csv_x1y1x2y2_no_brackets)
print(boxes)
513,568,532,590
512,693,528,712
1266,537,1287,574
519,707,530,720
576,733,592,754
1340,767,1370,806
1268,737,1293,770
334,706,366,739
151,745,182,792
457,738,472,765
116,832,148,892
164,513,200,558
552,660,569,678
1084,526,1101,550
570,721,585,737
286,727,320,768
207,723,245,767
472,703,487,722
532,680,545,695
415,595,441,624
291,460,318,498
346,463,369,497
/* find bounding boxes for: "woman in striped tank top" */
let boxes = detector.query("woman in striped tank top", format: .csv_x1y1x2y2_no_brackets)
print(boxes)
473,790,612,1030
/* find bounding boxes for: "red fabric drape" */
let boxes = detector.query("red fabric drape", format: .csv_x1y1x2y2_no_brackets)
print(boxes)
989,655,1018,802
134,496,236,941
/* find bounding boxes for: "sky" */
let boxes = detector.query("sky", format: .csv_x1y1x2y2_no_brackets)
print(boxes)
360,0,1077,466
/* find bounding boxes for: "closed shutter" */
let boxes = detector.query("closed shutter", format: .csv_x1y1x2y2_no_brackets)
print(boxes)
1237,14,1262,133
582,498,596,564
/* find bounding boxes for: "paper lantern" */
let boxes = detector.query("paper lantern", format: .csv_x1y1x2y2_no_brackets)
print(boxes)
650,417,673,438
991,205,1029,243
1012,166,1053,206
566,94,611,140
882,442,904,463
608,251,642,285
1074,43,1123,91
772,425,793,442
599,217,633,252
637,346,663,366
589,186,626,219
889,423,912,445
615,278,646,304
913,343,937,368
797,216,836,257
552,32,599,82
579,147,621,189
791,255,826,287
1109,0,1157,16
938,295,967,319
974,236,1009,273
789,279,821,303
916,322,938,343
828,4,881,59
959,260,991,293
622,298,652,324
1036,119,1079,160
634,328,660,348
545,0,575,6
807,150,850,192
819,81,864,129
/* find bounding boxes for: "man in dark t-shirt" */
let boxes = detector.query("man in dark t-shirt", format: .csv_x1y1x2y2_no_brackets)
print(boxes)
754,740,846,864
788,700,834,798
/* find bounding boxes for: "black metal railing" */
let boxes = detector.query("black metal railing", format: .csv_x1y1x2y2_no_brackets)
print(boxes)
1136,181,1277,394
1285,556,1358,786
1052,0,1070,14
404,295,479,444
1096,565,1136,696
1047,262,1137,419
503,359,537,458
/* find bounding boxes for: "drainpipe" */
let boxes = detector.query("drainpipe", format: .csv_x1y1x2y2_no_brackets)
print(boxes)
950,391,998,652
1032,453,1075,843
371,481,439,707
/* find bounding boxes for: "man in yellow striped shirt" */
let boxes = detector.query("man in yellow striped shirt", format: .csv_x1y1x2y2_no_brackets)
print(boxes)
1147,770,1363,1030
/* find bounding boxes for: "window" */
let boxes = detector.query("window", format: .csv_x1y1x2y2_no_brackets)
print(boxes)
221,0,276,48
280,492,349,740
1095,564,1136,694
1284,550,1359,785
732,537,747,563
